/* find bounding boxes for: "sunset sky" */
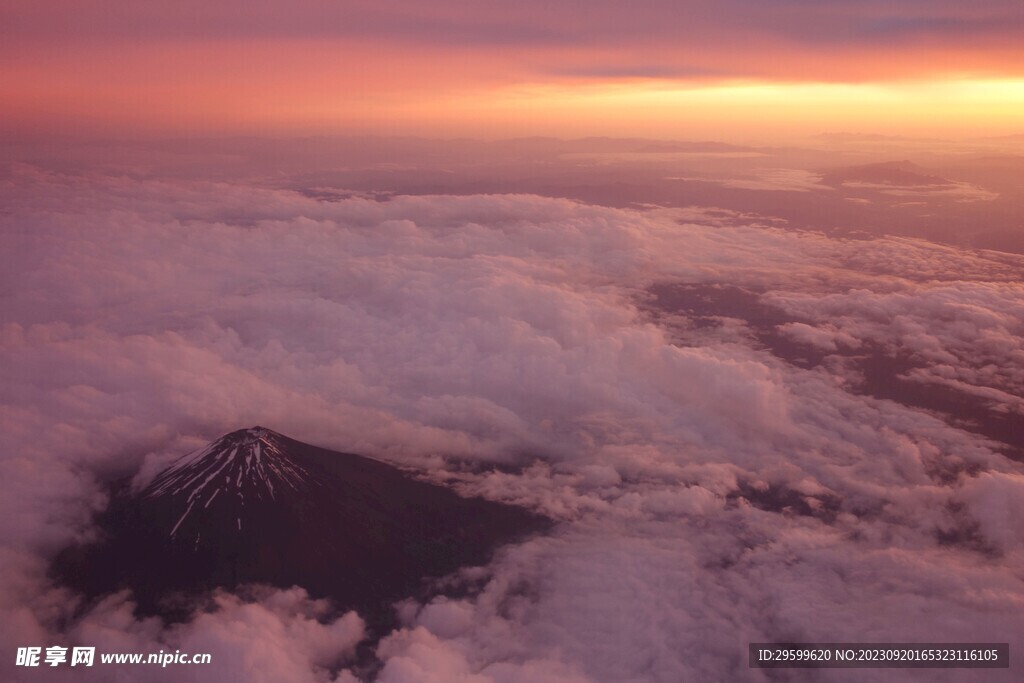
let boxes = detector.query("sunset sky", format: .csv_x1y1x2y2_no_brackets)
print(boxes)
3,0,1024,140
5,3,1024,683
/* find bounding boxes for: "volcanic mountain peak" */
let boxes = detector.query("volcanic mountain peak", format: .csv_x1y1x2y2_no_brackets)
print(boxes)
54,427,550,632
144,426,311,538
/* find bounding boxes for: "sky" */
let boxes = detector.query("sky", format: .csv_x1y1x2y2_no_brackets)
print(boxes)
2,0,1024,139
2,3,1024,682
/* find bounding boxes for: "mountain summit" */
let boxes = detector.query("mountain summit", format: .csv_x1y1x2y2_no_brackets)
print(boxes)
54,427,549,630
143,426,316,543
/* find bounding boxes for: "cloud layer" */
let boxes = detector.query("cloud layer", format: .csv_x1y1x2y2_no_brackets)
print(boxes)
6,1,1023,55
1,165,1023,681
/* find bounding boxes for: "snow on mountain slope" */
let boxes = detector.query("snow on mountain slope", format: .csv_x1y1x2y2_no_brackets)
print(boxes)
143,427,313,538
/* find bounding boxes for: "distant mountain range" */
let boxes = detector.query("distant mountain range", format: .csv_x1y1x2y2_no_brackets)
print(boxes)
53,427,549,633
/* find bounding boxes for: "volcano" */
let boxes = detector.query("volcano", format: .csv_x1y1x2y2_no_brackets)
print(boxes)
53,427,549,630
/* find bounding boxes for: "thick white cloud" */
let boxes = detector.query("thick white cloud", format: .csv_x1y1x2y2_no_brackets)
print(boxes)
58,588,365,683
1,166,1022,681
776,322,861,352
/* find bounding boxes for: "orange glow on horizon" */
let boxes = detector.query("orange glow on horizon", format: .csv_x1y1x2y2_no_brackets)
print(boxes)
400,78,1024,139
2,37,1023,141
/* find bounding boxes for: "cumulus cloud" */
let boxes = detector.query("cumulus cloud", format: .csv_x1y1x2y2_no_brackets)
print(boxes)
776,322,861,352
0,559,363,683
63,588,364,683
766,282,1024,410
1,165,1023,681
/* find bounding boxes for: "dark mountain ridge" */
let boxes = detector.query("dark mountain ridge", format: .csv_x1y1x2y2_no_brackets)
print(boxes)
53,427,550,634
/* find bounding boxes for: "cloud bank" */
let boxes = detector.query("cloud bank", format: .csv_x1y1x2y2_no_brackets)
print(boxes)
1,165,1022,681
